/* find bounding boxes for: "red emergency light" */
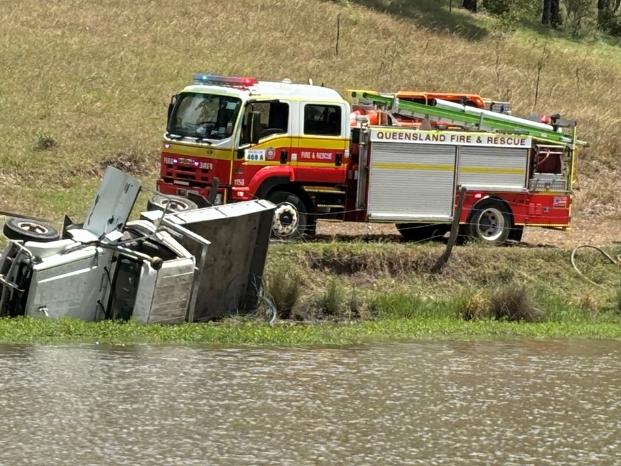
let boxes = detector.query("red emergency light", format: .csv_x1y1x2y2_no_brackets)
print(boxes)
193,73,258,88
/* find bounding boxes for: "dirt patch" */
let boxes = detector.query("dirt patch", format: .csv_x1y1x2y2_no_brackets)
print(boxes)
315,215,621,248
99,150,159,176
305,246,437,276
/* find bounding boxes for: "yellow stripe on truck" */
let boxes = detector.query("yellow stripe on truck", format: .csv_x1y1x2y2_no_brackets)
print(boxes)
460,166,525,175
165,143,233,161
374,162,454,171
298,137,348,149
374,162,524,175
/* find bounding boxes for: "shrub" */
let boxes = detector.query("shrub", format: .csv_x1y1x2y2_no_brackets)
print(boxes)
482,0,511,15
489,283,543,322
459,291,489,321
316,278,345,317
34,132,57,151
263,263,302,319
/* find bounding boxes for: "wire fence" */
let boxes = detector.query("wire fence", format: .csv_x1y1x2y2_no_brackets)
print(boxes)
148,185,573,247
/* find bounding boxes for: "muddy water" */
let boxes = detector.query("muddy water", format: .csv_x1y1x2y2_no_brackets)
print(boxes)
0,341,619,465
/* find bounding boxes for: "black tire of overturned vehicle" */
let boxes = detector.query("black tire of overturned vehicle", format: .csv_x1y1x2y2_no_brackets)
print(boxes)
147,194,198,213
3,217,61,242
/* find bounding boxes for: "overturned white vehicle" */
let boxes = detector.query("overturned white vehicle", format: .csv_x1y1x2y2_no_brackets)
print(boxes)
0,167,275,324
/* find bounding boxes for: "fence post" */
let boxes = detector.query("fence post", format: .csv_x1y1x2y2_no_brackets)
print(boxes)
432,186,466,274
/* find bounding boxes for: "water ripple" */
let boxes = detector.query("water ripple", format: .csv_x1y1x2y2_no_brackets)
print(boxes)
0,340,619,465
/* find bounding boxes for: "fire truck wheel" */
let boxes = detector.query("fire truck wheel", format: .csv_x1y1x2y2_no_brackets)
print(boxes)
268,191,313,239
147,194,198,212
467,202,511,245
3,217,60,242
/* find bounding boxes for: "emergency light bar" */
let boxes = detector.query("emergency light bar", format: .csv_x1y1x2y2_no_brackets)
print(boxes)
193,73,258,87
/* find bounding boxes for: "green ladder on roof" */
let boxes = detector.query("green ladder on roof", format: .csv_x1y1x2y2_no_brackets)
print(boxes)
351,91,576,146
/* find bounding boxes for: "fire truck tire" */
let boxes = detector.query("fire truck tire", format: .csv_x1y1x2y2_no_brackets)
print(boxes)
3,217,60,242
467,201,512,245
268,191,314,239
147,194,198,213
396,223,447,242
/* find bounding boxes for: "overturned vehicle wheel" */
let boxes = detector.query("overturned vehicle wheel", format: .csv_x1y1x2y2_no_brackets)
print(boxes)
147,194,198,213
3,217,60,242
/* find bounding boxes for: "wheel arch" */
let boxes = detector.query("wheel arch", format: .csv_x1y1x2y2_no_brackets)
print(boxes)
468,196,515,226
259,179,315,214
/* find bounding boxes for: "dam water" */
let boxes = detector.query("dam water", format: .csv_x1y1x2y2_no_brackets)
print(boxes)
0,340,619,465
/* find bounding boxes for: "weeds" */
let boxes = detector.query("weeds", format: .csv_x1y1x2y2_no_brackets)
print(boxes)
458,290,489,321
316,278,345,317
263,262,302,319
99,150,156,175
488,283,543,322
33,132,57,151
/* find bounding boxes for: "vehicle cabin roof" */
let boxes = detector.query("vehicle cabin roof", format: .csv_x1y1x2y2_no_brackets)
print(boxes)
183,81,347,104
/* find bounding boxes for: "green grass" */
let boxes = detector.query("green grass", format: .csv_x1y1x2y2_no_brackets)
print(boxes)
0,317,619,346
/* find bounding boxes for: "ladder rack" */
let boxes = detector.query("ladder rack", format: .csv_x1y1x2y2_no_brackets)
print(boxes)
351,91,579,147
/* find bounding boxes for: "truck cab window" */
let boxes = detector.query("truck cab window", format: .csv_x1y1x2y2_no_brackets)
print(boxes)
168,93,241,140
240,101,289,145
304,104,341,136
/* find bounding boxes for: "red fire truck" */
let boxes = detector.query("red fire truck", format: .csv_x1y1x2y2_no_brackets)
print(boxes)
155,74,581,245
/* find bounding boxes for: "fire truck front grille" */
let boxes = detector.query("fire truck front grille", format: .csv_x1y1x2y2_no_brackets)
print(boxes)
163,164,211,188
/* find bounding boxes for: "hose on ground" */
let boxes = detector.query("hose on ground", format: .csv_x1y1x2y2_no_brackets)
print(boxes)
570,245,620,288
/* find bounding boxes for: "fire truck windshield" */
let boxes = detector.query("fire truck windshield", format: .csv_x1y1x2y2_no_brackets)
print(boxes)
168,93,242,140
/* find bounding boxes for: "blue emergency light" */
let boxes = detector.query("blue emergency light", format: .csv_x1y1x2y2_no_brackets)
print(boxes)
192,73,258,87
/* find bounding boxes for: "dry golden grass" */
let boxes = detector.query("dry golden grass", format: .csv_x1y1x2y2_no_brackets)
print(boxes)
0,0,619,226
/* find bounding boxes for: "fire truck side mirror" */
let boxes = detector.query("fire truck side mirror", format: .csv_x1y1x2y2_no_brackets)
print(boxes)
167,95,177,127
249,111,261,145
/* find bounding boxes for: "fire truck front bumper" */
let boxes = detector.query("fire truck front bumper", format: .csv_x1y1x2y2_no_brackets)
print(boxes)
231,187,252,201
157,179,225,205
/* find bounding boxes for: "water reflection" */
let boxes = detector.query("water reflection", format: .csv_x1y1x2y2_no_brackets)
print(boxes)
0,341,619,465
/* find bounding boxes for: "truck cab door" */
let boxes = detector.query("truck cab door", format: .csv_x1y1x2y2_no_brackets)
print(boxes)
292,102,348,184
236,100,293,169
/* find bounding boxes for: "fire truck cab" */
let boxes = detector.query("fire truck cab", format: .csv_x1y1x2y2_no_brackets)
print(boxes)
157,74,581,245
159,74,350,237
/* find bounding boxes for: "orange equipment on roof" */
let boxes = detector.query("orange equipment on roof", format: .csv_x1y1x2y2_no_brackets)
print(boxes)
396,91,486,109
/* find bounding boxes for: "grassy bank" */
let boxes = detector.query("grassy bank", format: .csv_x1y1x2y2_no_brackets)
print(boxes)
0,242,618,346
263,241,621,321
0,0,619,225
0,318,619,346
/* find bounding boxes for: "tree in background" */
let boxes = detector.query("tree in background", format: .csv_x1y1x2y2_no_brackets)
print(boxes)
462,0,477,12
467,0,620,37
597,0,621,31
542,0,562,27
